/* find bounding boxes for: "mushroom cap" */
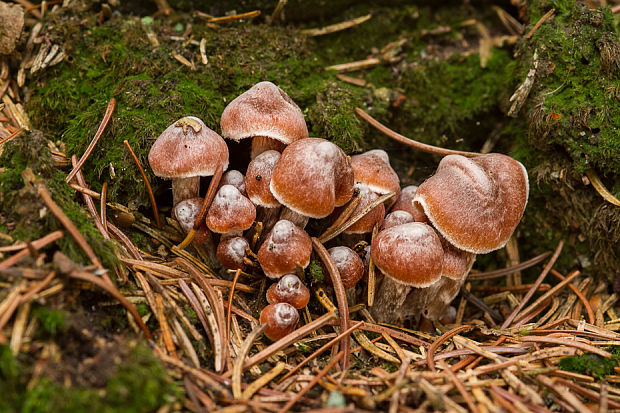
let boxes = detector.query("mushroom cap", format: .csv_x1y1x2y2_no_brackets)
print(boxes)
413,154,529,254
266,274,310,309
216,236,249,271
148,116,229,179
260,302,299,341
257,220,312,278
343,184,385,235
371,222,443,288
333,150,355,207
439,236,476,281
173,197,203,234
245,150,281,208
351,149,400,198
205,185,256,234
220,81,308,144
380,210,415,231
326,246,364,289
219,170,247,197
390,185,429,223
270,138,353,218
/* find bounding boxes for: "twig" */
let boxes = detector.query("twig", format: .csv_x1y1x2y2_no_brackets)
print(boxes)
536,374,589,412
66,98,116,184
226,269,241,345
427,325,473,372
524,9,555,40
123,140,161,229
37,184,105,272
550,269,594,324
209,10,260,24
0,128,22,147
368,224,378,306
312,238,350,371
0,231,63,270
468,252,551,280
318,191,361,241
355,108,480,157
519,336,611,358
242,361,286,399
585,169,620,207
232,323,266,399
100,182,108,236
438,360,477,412
278,351,344,413
71,156,109,239
501,240,563,328
301,14,372,37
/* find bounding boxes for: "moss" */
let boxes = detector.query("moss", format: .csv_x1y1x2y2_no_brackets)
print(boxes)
0,132,117,268
309,259,325,283
559,346,620,379
32,307,67,337
0,343,178,413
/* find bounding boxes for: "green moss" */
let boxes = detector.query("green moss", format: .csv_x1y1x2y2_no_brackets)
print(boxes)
0,344,178,413
32,307,67,337
559,346,620,379
309,259,325,283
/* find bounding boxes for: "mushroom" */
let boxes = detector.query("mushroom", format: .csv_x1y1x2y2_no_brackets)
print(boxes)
270,138,354,227
245,150,281,235
219,170,247,197
413,153,528,253
205,185,256,239
338,184,385,246
260,302,299,341
390,185,428,223
173,197,211,245
351,149,400,207
220,81,309,159
216,236,250,271
266,274,310,309
257,219,312,279
325,246,364,290
380,210,415,231
370,222,444,323
148,116,229,206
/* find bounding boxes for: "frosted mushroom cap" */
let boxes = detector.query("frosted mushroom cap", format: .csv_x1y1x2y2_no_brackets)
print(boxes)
173,197,203,234
343,184,385,235
220,81,309,144
257,220,312,278
390,185,429,223
380,210,415,231
270,138,353,218
148,116,229,179
266,274,310,309
260,302,300,341
351,149,400,198
216,236,249,271
220,170,247,197
326,246,364,289
413,154,529,254
440,236,476,281
245,150,281,208
371,222,444,288
206,185,256,234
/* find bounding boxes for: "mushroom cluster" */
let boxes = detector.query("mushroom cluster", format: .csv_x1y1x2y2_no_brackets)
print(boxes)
148,80,529,333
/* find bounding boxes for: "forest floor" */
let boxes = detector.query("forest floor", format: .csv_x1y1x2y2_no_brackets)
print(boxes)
1,0,620,411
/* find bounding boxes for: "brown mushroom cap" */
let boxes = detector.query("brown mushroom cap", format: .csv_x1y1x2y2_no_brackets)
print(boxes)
440,236,476,281
260,302,299,341
257,219,312,278
270,138,353,219
266,274,310,309
326,246,364,289
219,170,247,197
351,149,400,199
390,185,429,223
173,197,210,244
245,150,281,208
371,222,444,288
220,81,308,145
343,184,385,235
216,236,249,271
380,210,415,231
413,154,529,254
205,185,256,234
148,116,229,179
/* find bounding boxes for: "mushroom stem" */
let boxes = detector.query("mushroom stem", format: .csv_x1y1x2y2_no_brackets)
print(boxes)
172,176,201,206
251,136,286,159
255,206,281,245
279,207,309,228
370,276,413,323
420,277,465,321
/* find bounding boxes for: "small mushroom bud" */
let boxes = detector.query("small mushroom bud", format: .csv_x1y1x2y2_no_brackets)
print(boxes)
260,302,299,341
340,184,385,245
173,197,210,244
206,185,256,238
219,170,247,197
257,220,312,279
351,149,400,207
390,185,428,223
245,150,281,235
325,246,364,290
380,210,415,231
266,274,310,309
216,236,250,271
